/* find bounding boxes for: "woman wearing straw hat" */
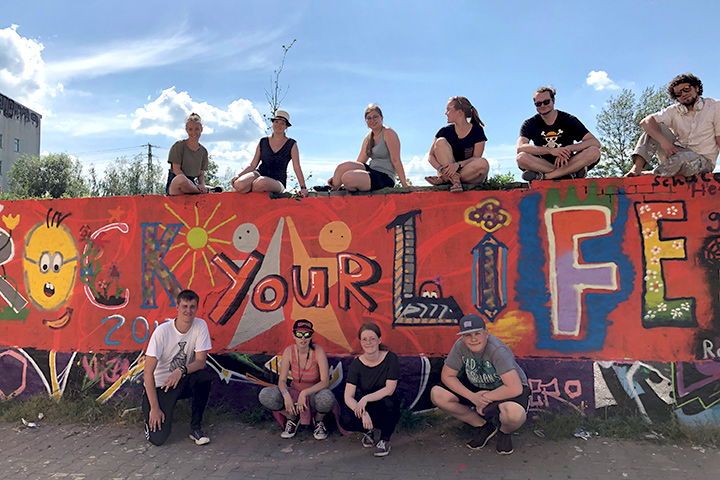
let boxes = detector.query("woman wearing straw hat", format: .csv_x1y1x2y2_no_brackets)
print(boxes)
231,110,309,196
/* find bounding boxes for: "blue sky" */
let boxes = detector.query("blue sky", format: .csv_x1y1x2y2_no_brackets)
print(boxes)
2,1,718,188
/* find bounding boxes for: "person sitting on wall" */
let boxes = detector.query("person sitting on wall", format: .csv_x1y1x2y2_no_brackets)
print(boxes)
142,289,213,446
230,110,308,197
516,86,601,181
340,322,400,457
326,104,409,192
626,73,720,177
166,113,223,195
430,314,530,455
425,96,489,192
258,319,336,440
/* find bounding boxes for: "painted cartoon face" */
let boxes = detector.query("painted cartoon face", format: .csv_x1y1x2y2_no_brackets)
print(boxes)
23,222,78,311
318,221,351,253
233,223,260,252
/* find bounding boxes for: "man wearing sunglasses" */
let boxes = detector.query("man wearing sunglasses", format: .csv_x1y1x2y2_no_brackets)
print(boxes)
626,73,720,177
516,86,601,181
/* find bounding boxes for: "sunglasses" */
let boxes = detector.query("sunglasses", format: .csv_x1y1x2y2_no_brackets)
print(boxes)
673,85,693,97
534,99,552,107
294,331,313,338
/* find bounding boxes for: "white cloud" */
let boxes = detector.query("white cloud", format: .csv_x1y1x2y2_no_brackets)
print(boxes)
132,87,266,143
586,70,620,91
0,25,61,111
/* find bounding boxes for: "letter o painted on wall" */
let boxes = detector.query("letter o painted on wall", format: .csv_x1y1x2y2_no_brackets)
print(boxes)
251,275,289,312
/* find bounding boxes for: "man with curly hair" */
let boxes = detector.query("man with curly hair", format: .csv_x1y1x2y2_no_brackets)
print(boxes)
627,73,720,177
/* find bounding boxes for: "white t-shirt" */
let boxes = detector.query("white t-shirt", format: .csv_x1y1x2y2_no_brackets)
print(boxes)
145,317,212,386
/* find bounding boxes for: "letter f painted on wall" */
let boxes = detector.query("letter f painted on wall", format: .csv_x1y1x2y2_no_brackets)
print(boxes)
545,206,618,336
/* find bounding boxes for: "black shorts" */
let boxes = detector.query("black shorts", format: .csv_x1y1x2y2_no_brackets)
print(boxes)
166,171,197,195
364,164,395,190
436,380,531,417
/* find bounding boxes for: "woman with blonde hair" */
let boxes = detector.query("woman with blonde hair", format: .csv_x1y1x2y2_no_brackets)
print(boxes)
425,96,489,192
327,104,409,192
166,113,222,195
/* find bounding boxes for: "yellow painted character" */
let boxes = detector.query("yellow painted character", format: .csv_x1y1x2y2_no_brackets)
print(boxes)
23,218,78,311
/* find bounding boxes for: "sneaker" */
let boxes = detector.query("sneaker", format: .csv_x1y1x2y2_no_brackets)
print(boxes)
281,418,298,439
313,420,328,440
522,170,544,182
467,423,498,450
189,429,210,445
374,439,391,457
361,430,375,448
496,431,514,455
313,185,332,192
208,185,224,193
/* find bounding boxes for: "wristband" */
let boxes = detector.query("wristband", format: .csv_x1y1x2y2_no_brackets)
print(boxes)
300,186,307,189
180,365,188,376
281,389,290,396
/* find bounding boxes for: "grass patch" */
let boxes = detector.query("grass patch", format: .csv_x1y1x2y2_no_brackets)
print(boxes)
531,406,720,447
0,394,139,426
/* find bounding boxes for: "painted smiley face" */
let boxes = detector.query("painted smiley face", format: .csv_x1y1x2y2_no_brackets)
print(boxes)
23,222,78,311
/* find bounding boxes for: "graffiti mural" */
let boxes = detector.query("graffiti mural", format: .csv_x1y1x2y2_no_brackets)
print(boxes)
0,175,719,425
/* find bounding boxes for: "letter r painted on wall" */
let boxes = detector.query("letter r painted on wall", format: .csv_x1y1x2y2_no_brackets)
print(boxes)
545,206,618,336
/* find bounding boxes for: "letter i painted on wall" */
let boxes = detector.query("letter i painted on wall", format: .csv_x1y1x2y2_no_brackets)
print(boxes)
634,201,696,327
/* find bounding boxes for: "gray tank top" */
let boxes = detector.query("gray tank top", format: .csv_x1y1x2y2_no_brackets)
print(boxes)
368,130,396,179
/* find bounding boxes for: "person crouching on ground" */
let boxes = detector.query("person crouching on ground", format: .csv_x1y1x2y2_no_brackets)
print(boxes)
327,104,409,192
340,322,400,457
430,314,530,455
258,319,336,440
142,289,213,446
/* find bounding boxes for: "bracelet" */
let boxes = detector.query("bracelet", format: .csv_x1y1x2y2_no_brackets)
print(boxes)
179,365,188,376
281,389,290,396
299,186,307,189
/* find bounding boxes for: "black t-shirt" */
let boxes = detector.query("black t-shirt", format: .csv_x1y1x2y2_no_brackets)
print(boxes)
347,351,400,398
519,110,590,163
435,124,488,162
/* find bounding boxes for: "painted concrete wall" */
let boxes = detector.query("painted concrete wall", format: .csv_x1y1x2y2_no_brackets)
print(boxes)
0,175,718,425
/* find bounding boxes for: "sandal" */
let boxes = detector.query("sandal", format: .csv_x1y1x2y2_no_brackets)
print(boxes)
449,172,463,192
425,175,448,186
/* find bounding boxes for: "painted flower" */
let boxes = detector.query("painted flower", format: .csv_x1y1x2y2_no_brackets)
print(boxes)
643,228,655,239
657,303,667,311
667,205,678,216
671,308,683,319
672,240,683,250
1,214,19,230
644,310,655,320
651,246,662,256
650,282,663,293
651,211,663,220
681,302,691,311
639,205,650,214
650,257,660,265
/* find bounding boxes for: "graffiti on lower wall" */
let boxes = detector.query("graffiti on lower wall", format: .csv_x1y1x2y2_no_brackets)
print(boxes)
1,176,720,423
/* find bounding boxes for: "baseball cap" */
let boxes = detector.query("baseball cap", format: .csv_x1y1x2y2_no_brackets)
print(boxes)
457,314,486,335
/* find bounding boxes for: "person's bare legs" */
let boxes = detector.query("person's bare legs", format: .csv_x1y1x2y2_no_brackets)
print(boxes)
339,170,371,191
169,174,202,195
330,161,366,190
460,157,490,183
430,386,486,428
251,176,284,193
543,146,600,179
232,171,259,193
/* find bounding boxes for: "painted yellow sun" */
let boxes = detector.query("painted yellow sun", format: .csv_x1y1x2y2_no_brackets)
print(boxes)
164,202,236,287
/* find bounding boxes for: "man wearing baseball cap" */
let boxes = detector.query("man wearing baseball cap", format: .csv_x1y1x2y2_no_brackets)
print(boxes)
430,314,530,455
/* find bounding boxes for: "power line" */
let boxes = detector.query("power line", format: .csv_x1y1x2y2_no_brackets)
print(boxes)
69,145,163,157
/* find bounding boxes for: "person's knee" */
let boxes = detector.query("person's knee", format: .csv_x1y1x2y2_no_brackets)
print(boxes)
430,385,453,408
499,403,527,427
516,152,532,169
585,146,600,161
314,389,337,413
258,386,282,411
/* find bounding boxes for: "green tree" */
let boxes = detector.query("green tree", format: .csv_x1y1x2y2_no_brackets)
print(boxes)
595,86,674,176
96,155,165,196
8,153,89,198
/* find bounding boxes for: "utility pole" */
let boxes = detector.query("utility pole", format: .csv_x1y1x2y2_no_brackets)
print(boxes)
142,143,160,193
